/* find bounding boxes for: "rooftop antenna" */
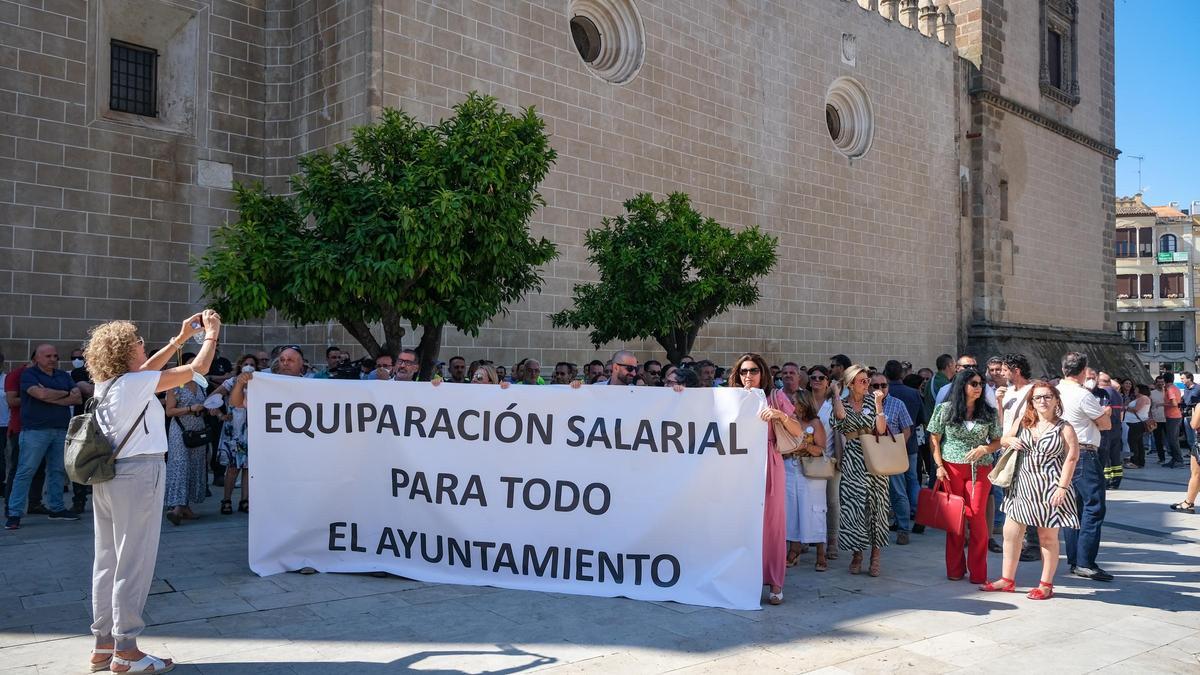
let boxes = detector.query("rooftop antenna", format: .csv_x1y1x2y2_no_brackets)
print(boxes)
1127,154,1146,194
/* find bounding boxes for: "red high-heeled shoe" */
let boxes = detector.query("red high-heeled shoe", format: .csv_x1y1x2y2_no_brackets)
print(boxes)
1027,581,1054,600
979,577,1016,592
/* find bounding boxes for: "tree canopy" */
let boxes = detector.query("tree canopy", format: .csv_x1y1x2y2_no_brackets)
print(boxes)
195,93,558,376
551,192,778,364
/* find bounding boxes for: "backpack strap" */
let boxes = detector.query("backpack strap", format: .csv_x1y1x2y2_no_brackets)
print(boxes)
109,402,150,463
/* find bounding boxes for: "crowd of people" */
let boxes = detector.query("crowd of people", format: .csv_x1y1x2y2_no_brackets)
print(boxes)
4,315,1200,670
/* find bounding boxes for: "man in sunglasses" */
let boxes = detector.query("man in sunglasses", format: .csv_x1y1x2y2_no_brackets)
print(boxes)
934,355,997,408
596,351,639,386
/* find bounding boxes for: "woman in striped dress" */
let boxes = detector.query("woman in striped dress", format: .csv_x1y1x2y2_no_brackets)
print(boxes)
981,381,1080,600
832,364,891,576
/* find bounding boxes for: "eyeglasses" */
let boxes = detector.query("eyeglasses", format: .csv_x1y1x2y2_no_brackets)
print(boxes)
397,358,418,366
739,367,761,375
869,383,888,390
966,381,983,388
1031,394,1055,402
809,374,827,381
616,363,638,372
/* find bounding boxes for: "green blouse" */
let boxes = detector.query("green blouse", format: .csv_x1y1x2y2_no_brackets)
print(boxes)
926,402,1000,465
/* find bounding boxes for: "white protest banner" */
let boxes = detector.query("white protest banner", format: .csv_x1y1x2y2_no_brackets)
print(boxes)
247,374,768,610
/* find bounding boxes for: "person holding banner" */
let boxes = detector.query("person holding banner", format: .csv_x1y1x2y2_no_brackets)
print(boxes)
728,353,802,605
831,364,891,577
82,309,222,674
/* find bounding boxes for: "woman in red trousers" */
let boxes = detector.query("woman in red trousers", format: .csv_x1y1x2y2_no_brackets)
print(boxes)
926,369,1001,584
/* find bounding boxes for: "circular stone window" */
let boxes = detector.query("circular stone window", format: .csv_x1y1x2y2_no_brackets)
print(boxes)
567,0,645,84
824,77,874,158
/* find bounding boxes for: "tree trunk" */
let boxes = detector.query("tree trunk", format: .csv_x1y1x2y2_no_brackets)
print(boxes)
416,321,444,380
341,317,384,358
380,306,406,358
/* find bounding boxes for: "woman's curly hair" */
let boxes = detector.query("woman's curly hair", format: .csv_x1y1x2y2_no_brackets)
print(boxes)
83,321,140,382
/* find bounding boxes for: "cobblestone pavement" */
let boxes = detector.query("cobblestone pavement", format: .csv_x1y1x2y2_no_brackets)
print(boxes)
1,464,1198,674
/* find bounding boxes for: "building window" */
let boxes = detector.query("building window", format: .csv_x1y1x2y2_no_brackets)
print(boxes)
1159,321,1185,352
1160,273,1185,298
1118,321,1148,351
1160,234,1178,253
1047,29,1063,88
567,0,645,84
824,77,875,159
109,40,158,117
569,16,602,63
1138,227,1154,257
1039,0,1079,105
1139,274,1154,298
1114,229,1137,258
1116,274,1136,299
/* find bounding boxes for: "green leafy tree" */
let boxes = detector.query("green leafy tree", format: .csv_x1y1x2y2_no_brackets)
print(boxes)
196,93,557,377
552,192,778,365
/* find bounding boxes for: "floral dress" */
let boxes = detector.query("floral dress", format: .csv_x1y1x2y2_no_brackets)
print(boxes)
833,397,891,552
164,383,208,508
218,378,248,469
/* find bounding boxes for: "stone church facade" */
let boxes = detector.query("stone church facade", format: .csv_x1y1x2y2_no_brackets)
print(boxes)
0,0,1136,377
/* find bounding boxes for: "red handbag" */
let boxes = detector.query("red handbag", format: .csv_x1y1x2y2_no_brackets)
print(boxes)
915,480,965,537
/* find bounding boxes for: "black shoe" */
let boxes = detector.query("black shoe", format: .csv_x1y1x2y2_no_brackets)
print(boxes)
889,523,899,532
988,538,1003,553
71,502,86,515
912,524,926,534
1021,547,1040,562
1072,566,1113,582
4,517,19,530
27,504,49,515
47,510,80,521
1163,462,1179,469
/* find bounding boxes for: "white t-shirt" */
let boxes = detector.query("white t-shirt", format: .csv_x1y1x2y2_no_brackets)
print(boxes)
935,381,999,409
1149,389,1166,423
1000,383,1034,437
1057,380,1104,448
93,371,167,459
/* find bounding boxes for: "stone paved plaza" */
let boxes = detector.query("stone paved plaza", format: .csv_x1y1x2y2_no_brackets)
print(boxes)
1,465,1198,674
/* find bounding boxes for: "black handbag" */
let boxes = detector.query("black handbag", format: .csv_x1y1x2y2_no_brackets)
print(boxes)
174,416,213,448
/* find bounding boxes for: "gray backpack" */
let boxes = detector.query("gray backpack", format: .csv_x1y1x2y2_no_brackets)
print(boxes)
64,378,149,485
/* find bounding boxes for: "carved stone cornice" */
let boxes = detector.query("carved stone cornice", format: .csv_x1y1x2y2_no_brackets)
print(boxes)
972,89,1119,159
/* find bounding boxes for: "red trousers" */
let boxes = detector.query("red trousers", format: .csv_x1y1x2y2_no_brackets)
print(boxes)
943,462,992,583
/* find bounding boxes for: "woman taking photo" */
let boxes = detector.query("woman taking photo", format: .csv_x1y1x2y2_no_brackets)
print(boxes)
729,353,802,605
831,364,890,576
927,369,1001,584
783,389,829,571
808,365,839,559
982,382,1080,599
217,354,257,515
163,353,210,526
83,309,221,674
1124,383,1152,470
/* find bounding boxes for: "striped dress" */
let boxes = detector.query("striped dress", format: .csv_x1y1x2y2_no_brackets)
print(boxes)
833,397,891,552
1002,420,1080,528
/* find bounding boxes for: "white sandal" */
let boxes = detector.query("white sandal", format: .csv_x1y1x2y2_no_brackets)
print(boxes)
90,648,114,673
111,653,174,674
767,590,783,605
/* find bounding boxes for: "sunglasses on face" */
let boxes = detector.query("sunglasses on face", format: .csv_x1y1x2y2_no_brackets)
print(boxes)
616,363,638,372
135,337,145,346
809,374,827,381
967,380,983,388
869,383,888,390
472,373,490,383
740,367,761,375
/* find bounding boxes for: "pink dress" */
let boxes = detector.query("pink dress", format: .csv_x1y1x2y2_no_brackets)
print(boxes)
764,389,793,588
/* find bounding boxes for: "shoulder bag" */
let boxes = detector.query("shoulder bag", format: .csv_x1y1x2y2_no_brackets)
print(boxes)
174,416,214,448
989,442,1020,488
65,378,150,485
769,391,805,455
861,428,909,476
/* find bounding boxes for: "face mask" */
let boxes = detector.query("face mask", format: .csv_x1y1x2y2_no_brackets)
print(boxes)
72,358,85,369
1084,379,1096,390
241,365,256,374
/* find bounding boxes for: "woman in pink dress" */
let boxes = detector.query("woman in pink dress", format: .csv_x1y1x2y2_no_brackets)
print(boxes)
729,353,802,605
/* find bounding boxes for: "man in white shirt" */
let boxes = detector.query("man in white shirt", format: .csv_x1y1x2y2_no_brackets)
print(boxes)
996,353,1040,561
1056,352,1113,582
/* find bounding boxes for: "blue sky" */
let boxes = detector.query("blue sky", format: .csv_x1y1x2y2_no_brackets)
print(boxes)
1114,0,1199,208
